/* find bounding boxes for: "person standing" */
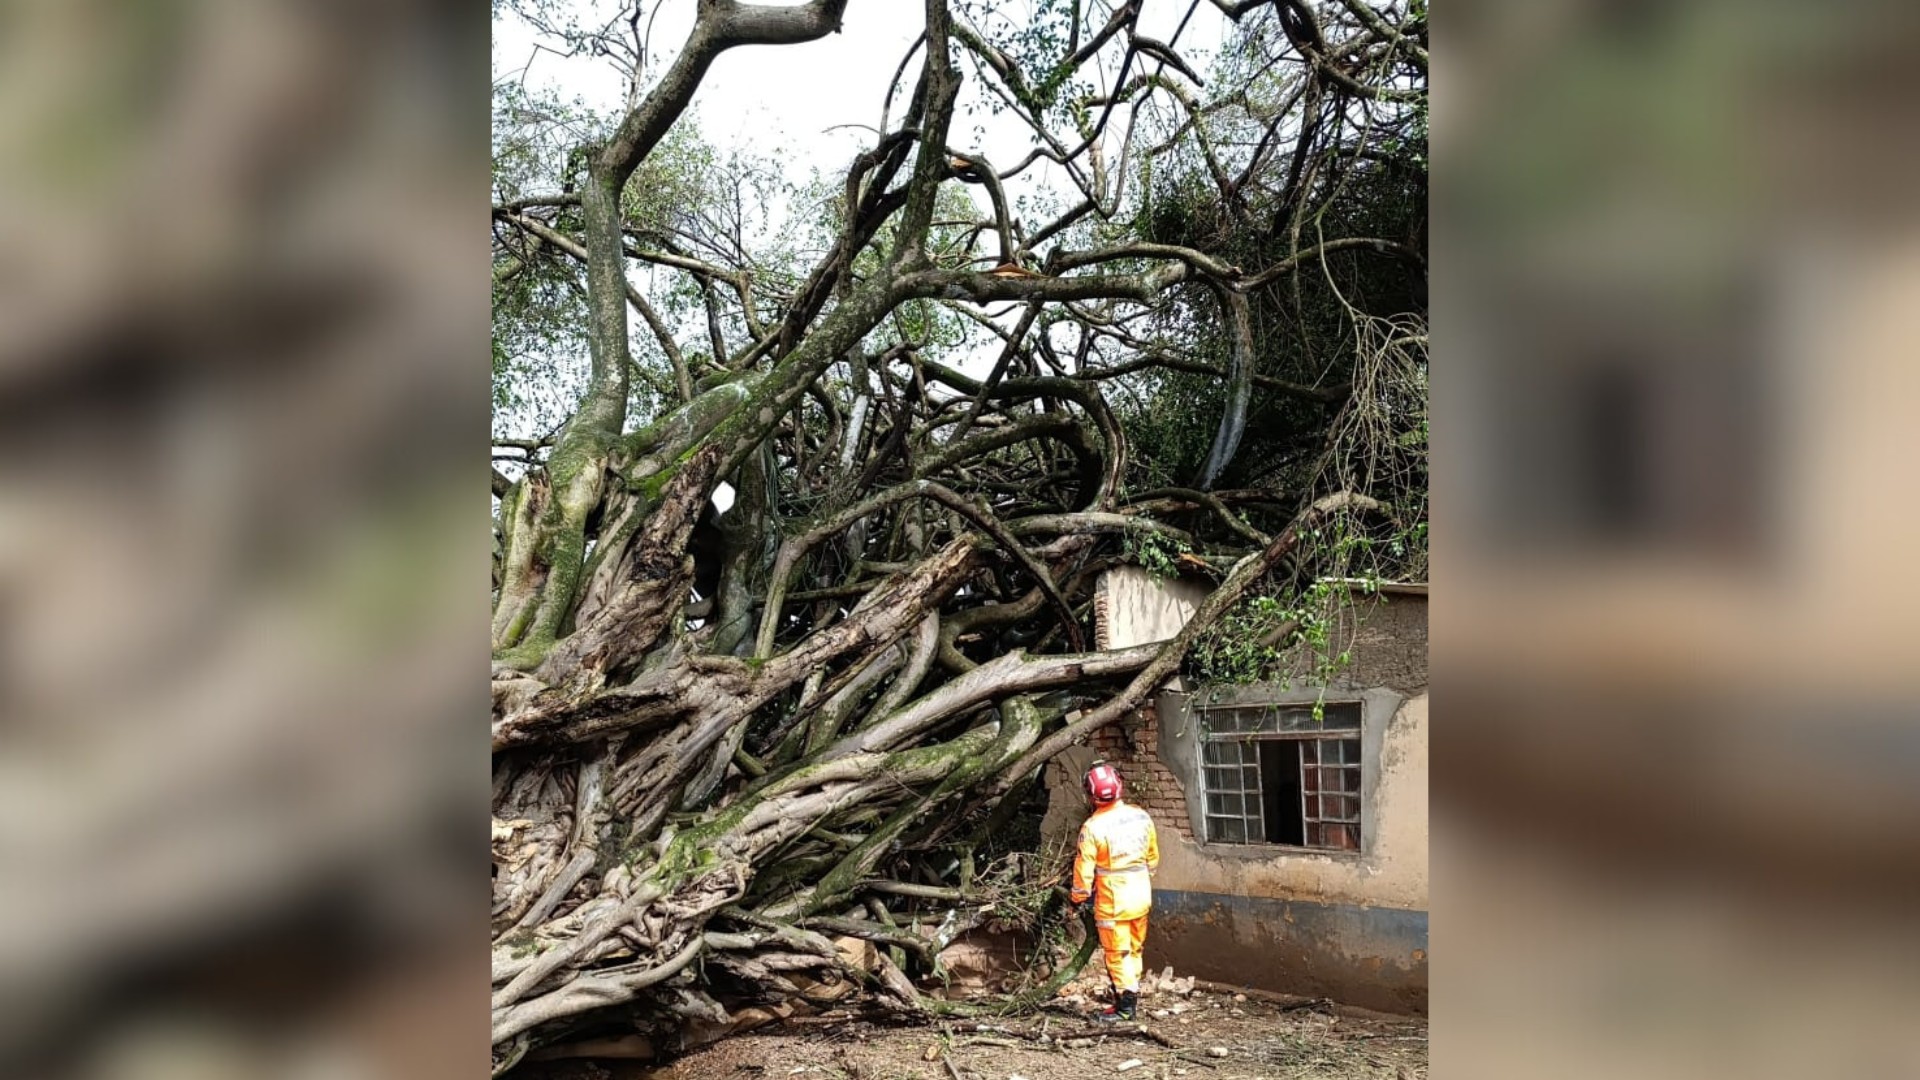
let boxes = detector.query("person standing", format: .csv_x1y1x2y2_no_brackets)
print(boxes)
1070,762,1160,1022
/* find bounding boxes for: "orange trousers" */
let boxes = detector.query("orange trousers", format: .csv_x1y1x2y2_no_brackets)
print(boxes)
1096,914,1149,993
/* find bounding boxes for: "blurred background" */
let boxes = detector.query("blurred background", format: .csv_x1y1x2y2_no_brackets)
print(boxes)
4,0,1919,1076
0,0,486,1077
1436,0,1920,1076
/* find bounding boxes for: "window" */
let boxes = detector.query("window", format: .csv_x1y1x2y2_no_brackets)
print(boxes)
1199,702,1363,852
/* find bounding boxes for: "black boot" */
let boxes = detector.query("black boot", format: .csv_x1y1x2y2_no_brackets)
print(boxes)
1097,990,1138,1023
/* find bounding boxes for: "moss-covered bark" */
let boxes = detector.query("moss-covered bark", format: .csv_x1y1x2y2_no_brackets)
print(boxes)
491,474,549,649
490,168,632,667
795,698,1042,917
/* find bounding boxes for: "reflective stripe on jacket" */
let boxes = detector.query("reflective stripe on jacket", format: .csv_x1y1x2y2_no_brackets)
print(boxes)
1070,800,1159,920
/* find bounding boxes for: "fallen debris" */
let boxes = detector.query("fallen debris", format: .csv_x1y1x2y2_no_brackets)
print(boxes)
525,985,1426,1080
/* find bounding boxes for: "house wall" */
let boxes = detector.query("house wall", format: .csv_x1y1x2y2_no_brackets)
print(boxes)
1048,582,1429,1013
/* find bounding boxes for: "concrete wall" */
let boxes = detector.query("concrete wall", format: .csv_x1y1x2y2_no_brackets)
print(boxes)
1049,574,1429,1012
1094,565,1212,652
1093,565,1211,691
1150,685,1429,1012
1149,889,1428,1014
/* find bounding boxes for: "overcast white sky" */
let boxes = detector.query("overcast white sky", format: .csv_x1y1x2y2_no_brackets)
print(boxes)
493,1,1232,203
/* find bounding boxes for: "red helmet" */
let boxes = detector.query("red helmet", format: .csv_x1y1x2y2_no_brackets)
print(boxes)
1085,763,1123,804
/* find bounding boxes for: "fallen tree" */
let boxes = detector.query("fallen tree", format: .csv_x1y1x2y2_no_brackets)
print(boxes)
491,0,1425,1070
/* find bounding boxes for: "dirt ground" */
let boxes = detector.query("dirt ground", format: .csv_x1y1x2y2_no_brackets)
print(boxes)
522,980,1427,1080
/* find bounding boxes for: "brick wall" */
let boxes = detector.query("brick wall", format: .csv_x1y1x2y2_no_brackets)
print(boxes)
1090,699,1195,843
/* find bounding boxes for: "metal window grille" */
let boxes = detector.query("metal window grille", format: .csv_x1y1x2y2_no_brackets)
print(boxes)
1202,738,1265,844
1299,737,1362,851
1198,702,1363,852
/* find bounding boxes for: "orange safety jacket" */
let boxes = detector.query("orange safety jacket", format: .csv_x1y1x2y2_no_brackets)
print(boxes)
1070,799,1160,921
